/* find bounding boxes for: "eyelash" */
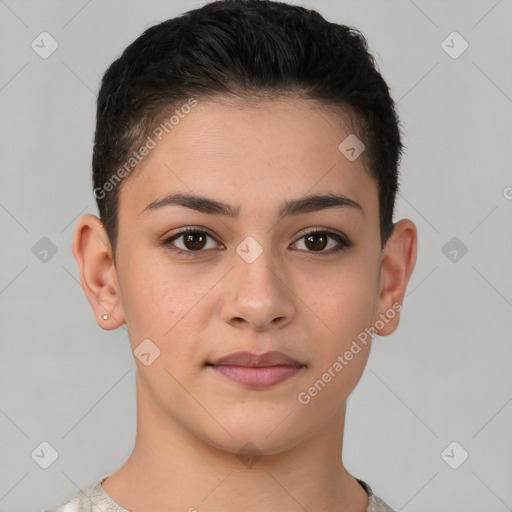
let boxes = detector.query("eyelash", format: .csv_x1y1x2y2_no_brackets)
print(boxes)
161,227,353,257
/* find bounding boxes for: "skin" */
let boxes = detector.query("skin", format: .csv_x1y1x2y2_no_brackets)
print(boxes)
72,96,417,512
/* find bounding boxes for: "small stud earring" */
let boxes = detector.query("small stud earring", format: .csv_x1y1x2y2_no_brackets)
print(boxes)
102,314,109,320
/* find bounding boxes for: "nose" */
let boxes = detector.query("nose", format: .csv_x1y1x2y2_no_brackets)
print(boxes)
221,246,296,332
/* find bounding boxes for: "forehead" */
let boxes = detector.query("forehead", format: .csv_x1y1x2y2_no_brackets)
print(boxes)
118,97,378,222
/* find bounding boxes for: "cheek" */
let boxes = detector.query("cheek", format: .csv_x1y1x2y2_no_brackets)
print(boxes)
118,244,177,316
299,275,376,408
311,257,380,344
116,247,181,342
117,249,218,362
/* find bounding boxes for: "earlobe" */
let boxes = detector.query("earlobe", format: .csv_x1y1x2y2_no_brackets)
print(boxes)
375,219,417,336
71,214,125,329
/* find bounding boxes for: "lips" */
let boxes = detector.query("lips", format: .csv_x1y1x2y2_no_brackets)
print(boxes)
206,350,305,388
208,350,304,368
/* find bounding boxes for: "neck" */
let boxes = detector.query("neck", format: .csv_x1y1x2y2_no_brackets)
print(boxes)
101,375,368,512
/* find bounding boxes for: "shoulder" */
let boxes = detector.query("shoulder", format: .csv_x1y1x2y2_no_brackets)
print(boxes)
357,479,396,512
367,494,396,512
43,474,125,512
44,502,78,512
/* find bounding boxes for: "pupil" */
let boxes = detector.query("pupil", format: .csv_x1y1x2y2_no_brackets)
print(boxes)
306,233,326,251
185,233,206,250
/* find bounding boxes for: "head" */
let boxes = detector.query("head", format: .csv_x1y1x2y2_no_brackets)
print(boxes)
73,0,416,456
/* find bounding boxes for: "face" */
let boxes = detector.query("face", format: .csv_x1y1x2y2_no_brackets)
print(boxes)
78,97,411,456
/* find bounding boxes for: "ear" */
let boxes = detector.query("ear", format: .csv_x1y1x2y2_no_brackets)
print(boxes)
375,218,417,336
71,214,125,329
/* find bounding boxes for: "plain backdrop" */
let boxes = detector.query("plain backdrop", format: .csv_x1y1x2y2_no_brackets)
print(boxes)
1,1,511,511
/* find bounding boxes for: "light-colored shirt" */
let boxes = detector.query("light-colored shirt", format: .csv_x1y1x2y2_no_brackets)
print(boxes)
44,474,395,512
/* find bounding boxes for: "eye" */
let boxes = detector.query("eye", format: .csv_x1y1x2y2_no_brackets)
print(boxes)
291,228,351,254
161,227,352,257
162,228,222,256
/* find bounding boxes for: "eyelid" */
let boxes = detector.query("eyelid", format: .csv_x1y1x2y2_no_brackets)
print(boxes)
294,226,351,243
163,226,218,240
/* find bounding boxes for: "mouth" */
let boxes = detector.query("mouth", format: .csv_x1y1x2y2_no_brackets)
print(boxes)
205,350,306,388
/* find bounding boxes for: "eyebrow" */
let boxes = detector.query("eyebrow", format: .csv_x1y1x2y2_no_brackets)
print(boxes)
140,192,364,219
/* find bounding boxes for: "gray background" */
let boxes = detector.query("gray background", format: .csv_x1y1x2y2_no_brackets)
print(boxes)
1,0,511,510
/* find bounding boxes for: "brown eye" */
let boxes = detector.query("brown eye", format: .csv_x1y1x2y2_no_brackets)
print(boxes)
163,228,219,255
163,227,351,257
304,232,328,251
183,232,207,250
292,229,351,254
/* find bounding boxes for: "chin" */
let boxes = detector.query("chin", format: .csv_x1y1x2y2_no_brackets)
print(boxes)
197,417,310,458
